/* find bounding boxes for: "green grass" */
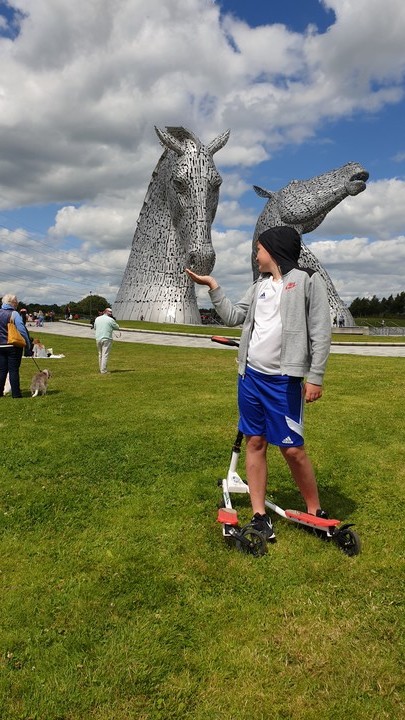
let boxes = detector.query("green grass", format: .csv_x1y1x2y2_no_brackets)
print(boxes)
331,334,405,343
0,337,404,719
354,316,405,328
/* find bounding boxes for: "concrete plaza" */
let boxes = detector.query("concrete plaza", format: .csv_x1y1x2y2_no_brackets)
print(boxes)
33,321,405,357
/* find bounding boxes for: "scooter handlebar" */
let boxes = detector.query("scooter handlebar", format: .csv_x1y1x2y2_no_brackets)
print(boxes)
211,335,240,347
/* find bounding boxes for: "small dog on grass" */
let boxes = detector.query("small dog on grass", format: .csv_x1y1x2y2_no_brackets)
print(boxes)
30,369,52,397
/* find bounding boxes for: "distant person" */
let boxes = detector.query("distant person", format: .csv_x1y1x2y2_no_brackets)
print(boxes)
94,308,120,374
20,308,28,325
186,226,331,541
0,293,31,398
32,338,48,358
36,310,45,327
338,314,345,328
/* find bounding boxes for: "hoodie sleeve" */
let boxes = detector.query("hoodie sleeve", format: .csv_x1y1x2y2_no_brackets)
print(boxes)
306,274,331,385
208,284,255,327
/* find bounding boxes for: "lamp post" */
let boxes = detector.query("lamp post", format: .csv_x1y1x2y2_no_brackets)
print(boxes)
89,291,92,320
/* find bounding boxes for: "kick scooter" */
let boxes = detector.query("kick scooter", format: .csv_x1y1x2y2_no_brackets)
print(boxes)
212,336,361,558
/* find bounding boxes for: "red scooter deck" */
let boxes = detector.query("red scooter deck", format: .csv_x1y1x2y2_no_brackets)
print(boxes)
217,508,239,526
285,509,340,527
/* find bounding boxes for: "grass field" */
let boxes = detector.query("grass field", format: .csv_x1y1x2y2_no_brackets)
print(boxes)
331,334,405,343
1,335,404,719
354,317,405,328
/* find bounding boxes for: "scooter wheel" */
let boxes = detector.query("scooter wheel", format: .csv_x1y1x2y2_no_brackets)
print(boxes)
333,527,361,557
236,527,267,557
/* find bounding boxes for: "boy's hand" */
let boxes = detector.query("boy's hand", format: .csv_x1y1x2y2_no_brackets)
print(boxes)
185,268,218,290
304,382,323,403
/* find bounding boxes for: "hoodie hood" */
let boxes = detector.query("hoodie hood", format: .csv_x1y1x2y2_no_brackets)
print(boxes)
257,226,301,275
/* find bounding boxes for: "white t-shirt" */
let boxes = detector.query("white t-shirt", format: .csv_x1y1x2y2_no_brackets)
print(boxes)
247,277,283,374
33,345,48,358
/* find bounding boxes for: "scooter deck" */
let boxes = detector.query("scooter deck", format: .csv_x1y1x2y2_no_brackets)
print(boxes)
218,507,340,528
285,509,340,527
217,508,239,525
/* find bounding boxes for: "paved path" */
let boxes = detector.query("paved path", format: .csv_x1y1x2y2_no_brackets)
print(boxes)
33,321,405,357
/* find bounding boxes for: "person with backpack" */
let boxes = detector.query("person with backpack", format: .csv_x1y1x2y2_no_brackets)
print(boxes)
0,293,31,398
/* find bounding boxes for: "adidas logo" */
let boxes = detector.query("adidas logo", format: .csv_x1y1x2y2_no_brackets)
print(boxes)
258,292,266,299
282,436,294,444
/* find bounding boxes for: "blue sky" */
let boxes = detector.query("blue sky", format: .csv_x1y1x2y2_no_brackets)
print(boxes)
0,0,405,307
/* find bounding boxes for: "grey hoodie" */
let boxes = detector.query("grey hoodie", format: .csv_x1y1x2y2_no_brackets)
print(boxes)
209,268,331,386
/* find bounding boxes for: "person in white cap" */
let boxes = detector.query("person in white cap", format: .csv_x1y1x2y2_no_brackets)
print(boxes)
93,308,120,374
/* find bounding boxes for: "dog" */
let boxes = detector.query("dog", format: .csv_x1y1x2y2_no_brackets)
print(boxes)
30,369,52,397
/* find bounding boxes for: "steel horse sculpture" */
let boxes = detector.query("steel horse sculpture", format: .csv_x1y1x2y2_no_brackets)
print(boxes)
113,126,230,324
252,162,369,326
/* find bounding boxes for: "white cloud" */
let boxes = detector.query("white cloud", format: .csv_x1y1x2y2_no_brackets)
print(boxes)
215,200,257,228
319,0,405,83
49,203,137,249
2,0,405,208
304,232,405,302
220,172,250,198
0,224,127,304
0,0,405,305
313,179,405,239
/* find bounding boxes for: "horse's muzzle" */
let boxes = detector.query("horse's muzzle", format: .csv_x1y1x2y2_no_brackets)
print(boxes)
188,248,216,275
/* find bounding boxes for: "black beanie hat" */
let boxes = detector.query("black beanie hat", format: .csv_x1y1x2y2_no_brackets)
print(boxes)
257,226,301,275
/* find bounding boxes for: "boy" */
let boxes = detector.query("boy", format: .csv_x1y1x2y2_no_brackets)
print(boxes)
186,226,331,541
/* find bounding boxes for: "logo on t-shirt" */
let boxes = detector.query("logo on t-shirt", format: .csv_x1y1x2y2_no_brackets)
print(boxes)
285,282,297,291
258,291,266,299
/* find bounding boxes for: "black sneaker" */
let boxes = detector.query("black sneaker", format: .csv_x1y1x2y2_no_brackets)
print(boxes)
315,509,329,519
250,513,276,543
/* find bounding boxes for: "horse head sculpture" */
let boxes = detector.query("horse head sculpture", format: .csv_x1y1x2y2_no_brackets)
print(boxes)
113,126,230,324
252,162,369,325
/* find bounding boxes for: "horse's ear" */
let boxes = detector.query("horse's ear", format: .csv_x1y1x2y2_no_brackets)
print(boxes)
207,129,230,155
155,126,184,156
253,185,273,199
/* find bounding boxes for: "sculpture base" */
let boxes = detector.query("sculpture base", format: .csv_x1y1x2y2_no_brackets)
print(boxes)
113,301,202,325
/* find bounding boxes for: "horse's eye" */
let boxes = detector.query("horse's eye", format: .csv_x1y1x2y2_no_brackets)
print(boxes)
173,177,187,192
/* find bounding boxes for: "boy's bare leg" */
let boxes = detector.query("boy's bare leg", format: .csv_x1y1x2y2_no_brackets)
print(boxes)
279,445,320,515
245,435,268,515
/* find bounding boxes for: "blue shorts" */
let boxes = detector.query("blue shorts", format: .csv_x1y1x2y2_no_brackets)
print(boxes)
238,366,304,447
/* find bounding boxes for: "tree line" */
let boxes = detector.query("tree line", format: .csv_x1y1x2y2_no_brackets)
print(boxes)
349,292,405,317
5,294,111,318
5,292,405,321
